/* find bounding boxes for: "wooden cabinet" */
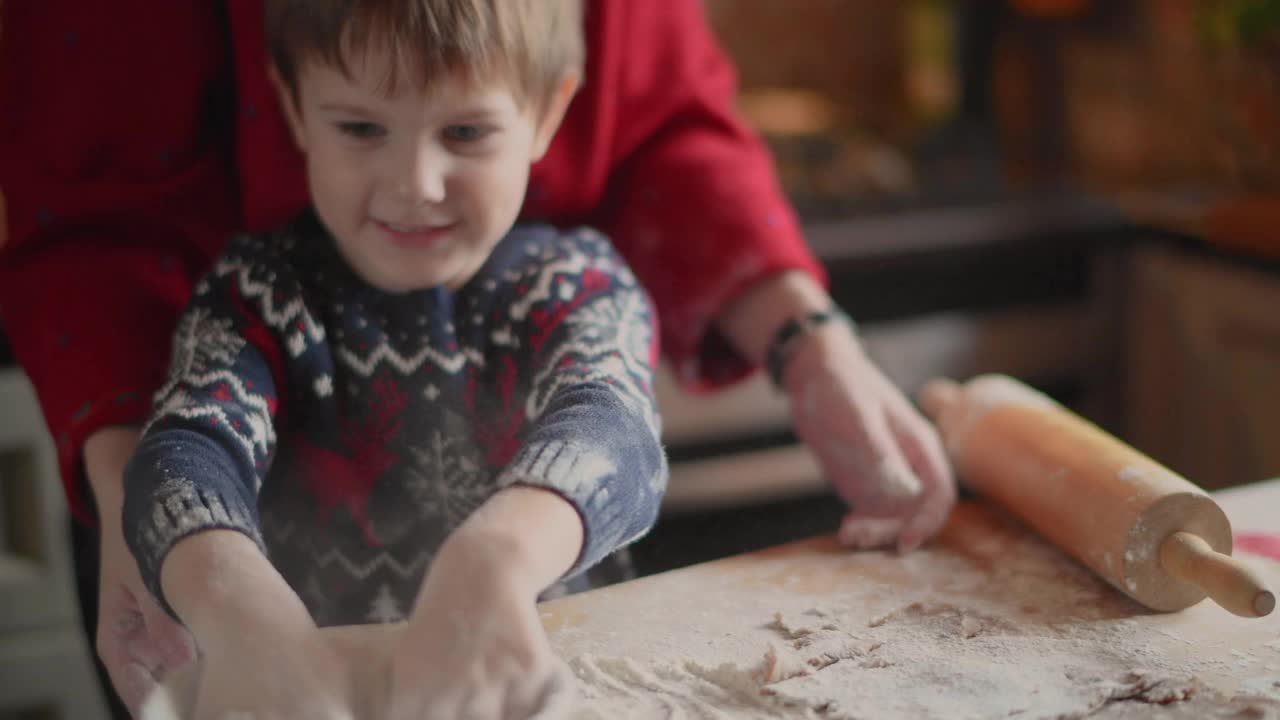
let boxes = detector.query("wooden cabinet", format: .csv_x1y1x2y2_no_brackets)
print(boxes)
1124,244,1280,490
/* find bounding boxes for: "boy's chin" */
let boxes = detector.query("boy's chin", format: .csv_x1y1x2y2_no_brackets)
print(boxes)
354,261,465,294
361,272,439,295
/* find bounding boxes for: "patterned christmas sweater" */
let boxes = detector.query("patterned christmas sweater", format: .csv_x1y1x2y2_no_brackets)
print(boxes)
122,213,667,626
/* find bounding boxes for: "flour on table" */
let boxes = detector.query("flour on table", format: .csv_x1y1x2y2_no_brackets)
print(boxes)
565,600,1280,719
559,511,1280,720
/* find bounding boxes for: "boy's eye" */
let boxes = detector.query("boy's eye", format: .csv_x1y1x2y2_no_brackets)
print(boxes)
337,121,386,139
443,124,492,143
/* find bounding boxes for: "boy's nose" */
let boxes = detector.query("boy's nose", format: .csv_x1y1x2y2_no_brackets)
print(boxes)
393,147,447,204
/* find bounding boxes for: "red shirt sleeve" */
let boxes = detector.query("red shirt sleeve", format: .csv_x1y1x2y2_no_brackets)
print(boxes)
0,2,239,523
532,0,829,391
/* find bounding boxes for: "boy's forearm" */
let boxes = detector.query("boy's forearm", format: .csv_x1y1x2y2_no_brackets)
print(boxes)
161,530,315,644
438,485,585,597
715,270,835,367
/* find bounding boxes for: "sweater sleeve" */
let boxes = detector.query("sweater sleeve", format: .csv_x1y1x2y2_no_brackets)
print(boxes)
495,228,668,579
584,0,828,390
122,260,285,612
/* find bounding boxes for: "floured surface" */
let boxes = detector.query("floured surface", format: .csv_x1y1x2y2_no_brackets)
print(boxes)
542,501,1280,719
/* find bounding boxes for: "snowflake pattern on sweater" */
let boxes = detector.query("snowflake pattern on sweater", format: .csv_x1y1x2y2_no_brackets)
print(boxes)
123,214,667,626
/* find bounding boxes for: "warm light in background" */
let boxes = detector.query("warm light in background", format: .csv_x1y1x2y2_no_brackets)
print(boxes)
736,89,838,137
1009,0,1090,19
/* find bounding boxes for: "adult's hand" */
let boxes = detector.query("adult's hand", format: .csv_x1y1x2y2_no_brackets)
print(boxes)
85,428,197,716
782,322,957,552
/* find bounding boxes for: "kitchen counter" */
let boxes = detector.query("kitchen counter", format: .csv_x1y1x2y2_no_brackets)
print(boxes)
542,479,1280,718
143,481,1280,719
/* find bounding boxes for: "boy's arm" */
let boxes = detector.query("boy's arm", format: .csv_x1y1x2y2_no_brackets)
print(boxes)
162,530,314,640
123,257,287,618
489,228,667,584
161,534,355,719
433,486,583,602
388,233,658,715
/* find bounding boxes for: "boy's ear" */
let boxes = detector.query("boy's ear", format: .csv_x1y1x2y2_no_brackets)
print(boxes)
269,65,309,153
531,71,581,161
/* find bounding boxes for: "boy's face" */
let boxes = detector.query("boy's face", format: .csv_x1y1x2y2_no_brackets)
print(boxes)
276,51,575,293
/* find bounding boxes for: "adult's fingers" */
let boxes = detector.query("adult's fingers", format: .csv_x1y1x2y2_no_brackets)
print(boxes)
141,597,198,672
843,379,924,507
887,402,956,553
888,390,953,499
802,377,922,511
99,606,159,714
836,513,905,550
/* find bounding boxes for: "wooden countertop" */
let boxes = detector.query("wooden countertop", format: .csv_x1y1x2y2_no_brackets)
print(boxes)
541,480,1280,718
144,481,1279,718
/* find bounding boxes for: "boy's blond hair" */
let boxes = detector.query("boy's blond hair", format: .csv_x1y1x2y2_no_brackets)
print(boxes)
266,0,584,109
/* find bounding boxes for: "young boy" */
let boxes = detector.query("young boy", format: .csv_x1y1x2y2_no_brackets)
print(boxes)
122,0,666,716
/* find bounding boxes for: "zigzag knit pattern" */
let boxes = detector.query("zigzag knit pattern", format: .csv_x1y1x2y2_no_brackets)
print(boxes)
124,214,667,625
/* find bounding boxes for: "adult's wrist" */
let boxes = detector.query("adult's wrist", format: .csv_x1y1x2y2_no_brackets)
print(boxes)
764,307,858,389
83,426,141,533
776,315,867,394
715,270,832,367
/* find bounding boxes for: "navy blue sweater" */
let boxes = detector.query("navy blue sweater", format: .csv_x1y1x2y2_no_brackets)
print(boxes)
124,215,667,625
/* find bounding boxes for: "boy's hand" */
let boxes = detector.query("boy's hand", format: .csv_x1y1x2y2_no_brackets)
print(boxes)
184,622,356,720
388,503,577,720
783,321,957,553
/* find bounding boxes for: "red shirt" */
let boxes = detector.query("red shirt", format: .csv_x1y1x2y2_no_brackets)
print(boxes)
0,0,824,523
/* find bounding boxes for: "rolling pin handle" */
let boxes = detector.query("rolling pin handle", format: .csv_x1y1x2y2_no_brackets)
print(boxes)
1158,531,1276,618
919,378,962,422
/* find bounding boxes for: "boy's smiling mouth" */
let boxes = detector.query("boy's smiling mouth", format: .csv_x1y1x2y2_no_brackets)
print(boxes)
373,218,457,249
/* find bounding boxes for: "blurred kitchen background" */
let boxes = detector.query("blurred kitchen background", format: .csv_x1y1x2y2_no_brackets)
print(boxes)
2,0,1279,716
630,0,1280,574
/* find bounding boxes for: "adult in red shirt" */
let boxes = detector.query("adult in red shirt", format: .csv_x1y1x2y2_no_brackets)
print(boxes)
0,1,954,715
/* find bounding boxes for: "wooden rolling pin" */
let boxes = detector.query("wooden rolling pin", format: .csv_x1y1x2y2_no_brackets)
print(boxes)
920,374,1274,618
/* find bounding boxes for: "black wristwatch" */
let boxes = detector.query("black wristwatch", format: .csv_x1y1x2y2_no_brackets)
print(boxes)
765,307,856,389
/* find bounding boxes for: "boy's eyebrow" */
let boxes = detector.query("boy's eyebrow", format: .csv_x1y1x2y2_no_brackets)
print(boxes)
316,102,378,116
449,107,503,122
314,102,504,121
